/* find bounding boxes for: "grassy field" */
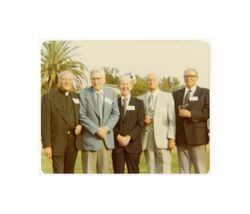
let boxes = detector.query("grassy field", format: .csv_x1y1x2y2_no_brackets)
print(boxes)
41,146,210,174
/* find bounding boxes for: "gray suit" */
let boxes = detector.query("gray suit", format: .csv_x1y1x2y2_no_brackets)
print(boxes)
79,86,119,173
139,90,176,173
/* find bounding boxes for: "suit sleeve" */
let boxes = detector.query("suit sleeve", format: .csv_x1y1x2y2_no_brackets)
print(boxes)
167,93,176,139
41,94,51,148
105,91,120,131
129,99,145,142
190,89,209,122
79,91,99,135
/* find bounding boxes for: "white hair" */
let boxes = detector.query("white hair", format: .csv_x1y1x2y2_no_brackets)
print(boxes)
118,73,136,85
90,68,105,78
184,68,198,76
146,72,159,81
58,71,74,81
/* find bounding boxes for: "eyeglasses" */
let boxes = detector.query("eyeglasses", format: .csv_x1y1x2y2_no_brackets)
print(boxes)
184,75,197,78
91,77,102,81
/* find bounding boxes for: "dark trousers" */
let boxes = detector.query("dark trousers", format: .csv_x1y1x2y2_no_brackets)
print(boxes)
52,135,78,173
52,150,78,173
112,149,140,173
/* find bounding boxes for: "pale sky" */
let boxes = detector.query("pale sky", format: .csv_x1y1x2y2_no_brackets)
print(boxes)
71,41,210,88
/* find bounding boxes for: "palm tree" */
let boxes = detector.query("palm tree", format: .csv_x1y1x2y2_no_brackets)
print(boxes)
41,41,88,95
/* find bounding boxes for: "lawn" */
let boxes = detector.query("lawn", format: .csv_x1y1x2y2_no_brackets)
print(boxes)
41,146,210,174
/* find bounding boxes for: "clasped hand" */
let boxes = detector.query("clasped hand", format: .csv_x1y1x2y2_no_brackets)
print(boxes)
179,109,191,118
144,115,153,125
97,127,109,139
117,134,131,147
75,124,82,135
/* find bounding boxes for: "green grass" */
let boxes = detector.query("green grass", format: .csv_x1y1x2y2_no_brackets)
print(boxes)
41,146,210,174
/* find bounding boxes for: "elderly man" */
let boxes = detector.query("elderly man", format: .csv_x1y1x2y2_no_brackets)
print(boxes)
139,73,176,173
79,69,120,173
112,74,145,173
41,71,83,173
173,68,209,173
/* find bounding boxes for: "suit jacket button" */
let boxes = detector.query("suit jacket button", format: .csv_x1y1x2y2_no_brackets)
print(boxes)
67,131,71,135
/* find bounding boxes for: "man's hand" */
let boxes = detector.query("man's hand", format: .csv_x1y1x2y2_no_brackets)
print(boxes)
117,134,131,147
124,135,131,145
97,126,109,139
167,139,176,150
117,134,126,147
75,124,82,135
43,147,52,158
179,109,191,118
144,115,153,125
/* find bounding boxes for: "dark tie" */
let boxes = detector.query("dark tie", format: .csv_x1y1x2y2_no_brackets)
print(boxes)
183,90,191,105
123,98,128,116
97,92,103,124
147,94,154,114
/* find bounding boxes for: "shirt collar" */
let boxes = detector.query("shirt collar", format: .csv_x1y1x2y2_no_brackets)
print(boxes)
147,88,159,97
59,88,71,96
95,88,104,95
121,94,131,104
185,85,197,95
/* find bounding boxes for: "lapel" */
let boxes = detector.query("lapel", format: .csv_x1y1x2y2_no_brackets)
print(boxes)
154,90,161,114
88,86,100,118
178,88,185,105
71,92,79,124
103,87,112,122
52,89,70,125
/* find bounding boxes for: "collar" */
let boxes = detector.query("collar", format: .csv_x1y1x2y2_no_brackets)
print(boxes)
59,88,71,96
121,94,131,104
147,88,159,97
185,85,197,95
94,88,104,96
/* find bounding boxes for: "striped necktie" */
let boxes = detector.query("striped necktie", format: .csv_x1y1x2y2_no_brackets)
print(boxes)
183,90,191,105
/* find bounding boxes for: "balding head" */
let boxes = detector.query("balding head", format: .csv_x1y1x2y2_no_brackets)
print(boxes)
57,71,74,92
183,68,199,89
146,72,160,92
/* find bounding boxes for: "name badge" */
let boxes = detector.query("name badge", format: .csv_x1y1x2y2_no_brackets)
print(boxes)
104,97,113,105
189,96,198,101
127,105,135,111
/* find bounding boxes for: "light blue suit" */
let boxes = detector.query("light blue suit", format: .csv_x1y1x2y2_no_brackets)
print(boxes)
79,86,120,151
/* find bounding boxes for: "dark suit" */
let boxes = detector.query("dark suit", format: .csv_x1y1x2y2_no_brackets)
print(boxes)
41,89,82,173
173,86,209,173
112,96,145,173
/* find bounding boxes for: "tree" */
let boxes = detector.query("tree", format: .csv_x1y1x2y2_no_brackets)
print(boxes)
160,76,183,93
131,75,148,96
103,66,119,85
41,41,89,95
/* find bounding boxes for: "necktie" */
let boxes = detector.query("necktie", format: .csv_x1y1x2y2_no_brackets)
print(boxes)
147,94,154,115
123,98,128,116
183,90,191,105
97,92,103,124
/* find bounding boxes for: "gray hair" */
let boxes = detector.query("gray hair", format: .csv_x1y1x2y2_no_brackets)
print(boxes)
118,73,136,86
146,72,159,81
58,71,74,81
184,68,198,76
90,68,105,78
